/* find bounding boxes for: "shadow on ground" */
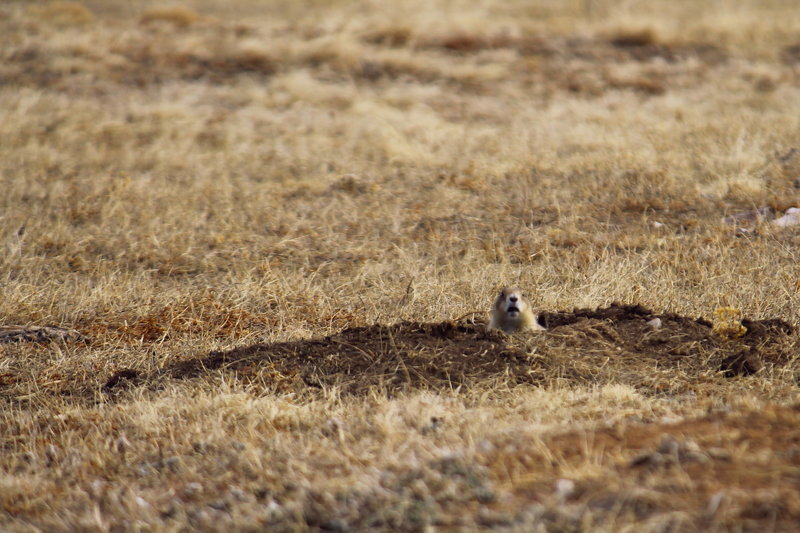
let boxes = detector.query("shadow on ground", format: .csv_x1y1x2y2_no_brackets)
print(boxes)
105,304,796,396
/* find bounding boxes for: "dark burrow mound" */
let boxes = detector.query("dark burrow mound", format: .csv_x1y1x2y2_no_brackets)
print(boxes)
102,304,797,397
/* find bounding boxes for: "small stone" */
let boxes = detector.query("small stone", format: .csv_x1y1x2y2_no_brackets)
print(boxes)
135,496,151,509
554,478,575,500
773,207,800,227
265,500,284,521
184,482,204,498
646,318,662,329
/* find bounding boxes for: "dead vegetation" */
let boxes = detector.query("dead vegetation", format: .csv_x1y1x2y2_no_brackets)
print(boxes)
2,0,800,531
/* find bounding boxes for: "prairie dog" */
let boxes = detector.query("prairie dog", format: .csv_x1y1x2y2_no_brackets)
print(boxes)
487,287,546,333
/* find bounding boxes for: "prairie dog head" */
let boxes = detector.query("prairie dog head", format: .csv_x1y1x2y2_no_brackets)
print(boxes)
493,287,530,318
488,286,544,333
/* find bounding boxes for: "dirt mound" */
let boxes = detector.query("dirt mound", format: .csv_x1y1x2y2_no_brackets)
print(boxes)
105,304,796,396
528,304,794,393
157,321,529,395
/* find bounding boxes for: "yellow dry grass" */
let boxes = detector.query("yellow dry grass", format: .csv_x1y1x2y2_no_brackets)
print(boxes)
2,0,800,530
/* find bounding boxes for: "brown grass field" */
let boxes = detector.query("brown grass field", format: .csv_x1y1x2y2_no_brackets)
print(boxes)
2,0,800,530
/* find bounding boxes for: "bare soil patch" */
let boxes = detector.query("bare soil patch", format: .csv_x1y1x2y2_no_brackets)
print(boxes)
485,403,800,531
104,304,795,397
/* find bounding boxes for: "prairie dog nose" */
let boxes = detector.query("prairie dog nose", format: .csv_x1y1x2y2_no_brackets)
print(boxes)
509,295,518,303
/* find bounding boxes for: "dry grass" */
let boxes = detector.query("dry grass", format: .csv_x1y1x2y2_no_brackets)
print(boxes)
2,0,800,530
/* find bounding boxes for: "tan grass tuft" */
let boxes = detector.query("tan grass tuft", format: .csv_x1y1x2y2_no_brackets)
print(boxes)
140,5,201,27
30,1,94,26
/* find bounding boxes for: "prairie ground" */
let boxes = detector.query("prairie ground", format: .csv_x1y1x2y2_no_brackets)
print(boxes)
2,0,800,531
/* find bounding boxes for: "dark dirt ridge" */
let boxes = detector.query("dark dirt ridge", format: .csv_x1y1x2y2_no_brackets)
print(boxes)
105,303,796,396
